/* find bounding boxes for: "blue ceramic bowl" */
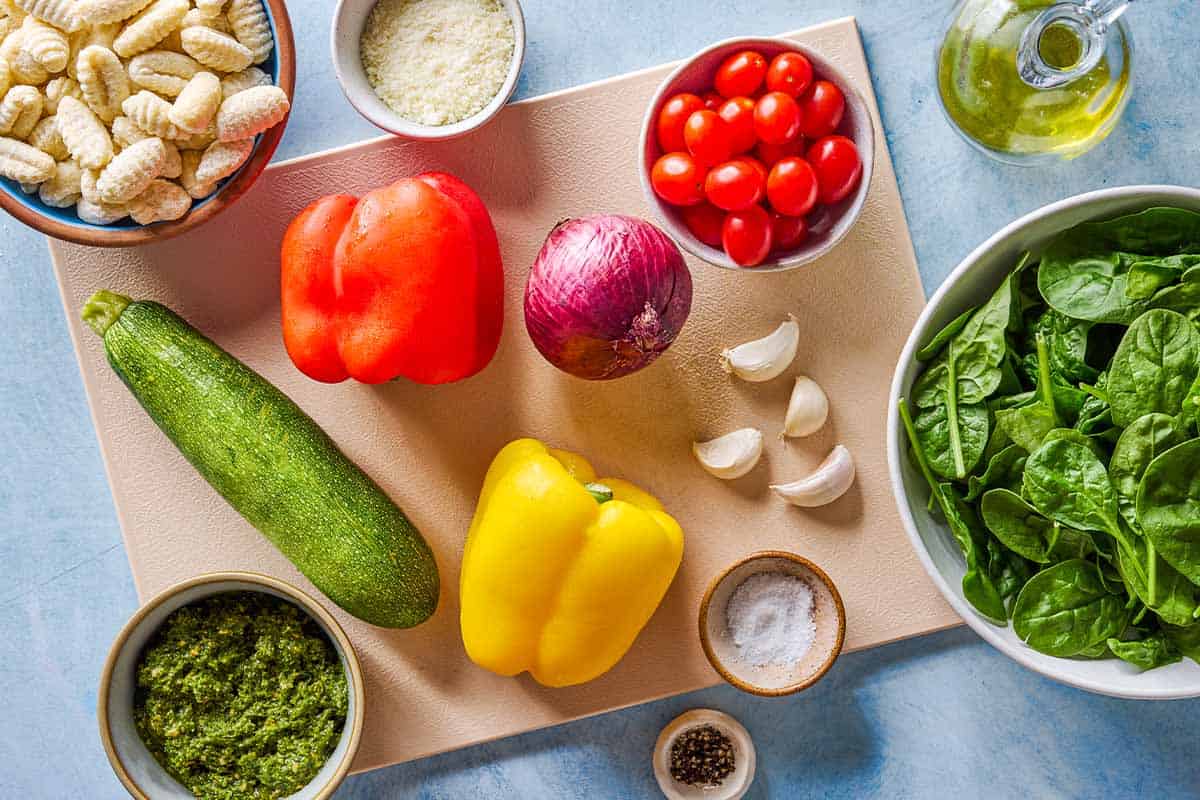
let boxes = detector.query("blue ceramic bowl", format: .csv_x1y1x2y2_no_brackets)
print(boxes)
1,0,295,246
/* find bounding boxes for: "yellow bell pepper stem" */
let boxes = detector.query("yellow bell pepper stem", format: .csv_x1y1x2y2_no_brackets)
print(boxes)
459,439,684,687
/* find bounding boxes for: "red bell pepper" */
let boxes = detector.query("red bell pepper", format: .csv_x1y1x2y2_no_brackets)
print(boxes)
280,172,504,384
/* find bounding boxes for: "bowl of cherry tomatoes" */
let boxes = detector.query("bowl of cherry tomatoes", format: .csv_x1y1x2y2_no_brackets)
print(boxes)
639,37,874,271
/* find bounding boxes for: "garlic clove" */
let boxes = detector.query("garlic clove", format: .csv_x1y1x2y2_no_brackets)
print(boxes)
770,445,855,507
720,314,800,383
693,428,764,480
783,375,829,438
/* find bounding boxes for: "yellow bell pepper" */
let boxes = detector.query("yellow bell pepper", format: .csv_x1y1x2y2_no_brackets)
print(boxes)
460,439,684,687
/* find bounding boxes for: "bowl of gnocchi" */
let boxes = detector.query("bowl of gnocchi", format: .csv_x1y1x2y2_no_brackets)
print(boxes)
0,0,294,246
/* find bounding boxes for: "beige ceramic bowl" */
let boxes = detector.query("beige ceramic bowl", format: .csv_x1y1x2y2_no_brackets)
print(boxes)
331,0,526,140
699,551,846,696
639,36,875,272
653,708,756,800
98,572,364,800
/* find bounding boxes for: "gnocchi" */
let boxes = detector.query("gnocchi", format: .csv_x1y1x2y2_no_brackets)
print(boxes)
215,83,284,141
225,0,268,64
26,114,67,159
127,49,199,97
128,175,188,222
12,0,80,32
180,24,250,72
95,134,164,201
193,134,248,183
0,134,53,181
218,64,267,99
112,0,187,58
76,44,129,122
0,0,286,226
0,84,41,138
37,157,80,206
121,89,179,138
168,69,217,133
75,0,153,25
56,94,112,168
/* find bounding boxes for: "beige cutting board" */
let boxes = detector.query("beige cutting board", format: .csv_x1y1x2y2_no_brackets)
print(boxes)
52,17,959,771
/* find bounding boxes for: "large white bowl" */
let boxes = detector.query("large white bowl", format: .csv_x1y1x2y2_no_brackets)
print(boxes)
887,185,1200,700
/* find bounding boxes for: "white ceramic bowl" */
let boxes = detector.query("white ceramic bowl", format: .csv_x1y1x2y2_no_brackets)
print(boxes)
331,0,526,140
98,572,364,799
638,36,875,272
887,184,1200,700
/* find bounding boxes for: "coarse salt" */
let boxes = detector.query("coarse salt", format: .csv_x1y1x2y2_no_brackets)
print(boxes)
360,0,515,127
725,572,816,667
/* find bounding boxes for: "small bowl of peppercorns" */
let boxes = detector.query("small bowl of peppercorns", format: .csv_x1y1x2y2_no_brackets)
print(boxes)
653,708,756,799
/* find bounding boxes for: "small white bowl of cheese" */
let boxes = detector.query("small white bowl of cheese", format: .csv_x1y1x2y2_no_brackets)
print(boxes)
331,0,526,140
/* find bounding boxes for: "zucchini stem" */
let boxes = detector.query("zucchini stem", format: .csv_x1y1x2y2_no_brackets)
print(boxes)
81,290,132,337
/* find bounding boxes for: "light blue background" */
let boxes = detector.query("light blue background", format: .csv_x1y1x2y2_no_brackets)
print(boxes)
3,1,1199,798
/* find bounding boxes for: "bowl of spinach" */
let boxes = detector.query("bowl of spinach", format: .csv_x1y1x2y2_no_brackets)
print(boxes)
889,186,1200,698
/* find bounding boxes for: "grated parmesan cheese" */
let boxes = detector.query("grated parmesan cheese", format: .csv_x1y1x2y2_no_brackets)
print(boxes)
360,0,515,127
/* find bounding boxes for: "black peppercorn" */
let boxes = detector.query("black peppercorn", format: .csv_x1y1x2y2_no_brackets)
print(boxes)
668,724,736,787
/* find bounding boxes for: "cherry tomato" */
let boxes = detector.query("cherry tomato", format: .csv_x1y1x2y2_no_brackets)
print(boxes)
680,202,726,248
807,135,862,205
753,92,802,145
798,80,845,139
731,154,768,185
765,51,813,98
701,91,724,111
717,97,757,154
704,159,766,212
714,50,767,99
770,211,808,251
755,137,805,168
766,156,819,217
723,204,773,267
684,110,734,166
656,93,705,153
650,152,706,207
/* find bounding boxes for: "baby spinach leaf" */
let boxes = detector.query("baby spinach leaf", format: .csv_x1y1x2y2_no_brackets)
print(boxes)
942,484,1008,624
914,402,989,481
1023,439,1144,582
1110,413,1188,527
1137,439,1200,586
1107,309,1200,427
1039,208,1200,323
1164,623,1200,662
1029,308,1100,384
1117,538,1198,627
995,404,1057,454
981,489,1091,564
1106,633,1181,670
966,445,1027,501
917,307,975,362
1012,560,1129,657
1043,428,1105,459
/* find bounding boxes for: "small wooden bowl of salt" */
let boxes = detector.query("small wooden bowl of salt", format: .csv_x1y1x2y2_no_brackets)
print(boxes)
699,551,846,697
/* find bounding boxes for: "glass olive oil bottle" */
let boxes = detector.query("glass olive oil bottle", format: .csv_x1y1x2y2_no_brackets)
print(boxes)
937,0,1133,164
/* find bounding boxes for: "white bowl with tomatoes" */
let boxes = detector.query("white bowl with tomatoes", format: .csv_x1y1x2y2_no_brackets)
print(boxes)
639,37,874,271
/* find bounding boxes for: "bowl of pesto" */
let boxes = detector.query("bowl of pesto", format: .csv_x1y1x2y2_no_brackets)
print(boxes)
98,572,364,800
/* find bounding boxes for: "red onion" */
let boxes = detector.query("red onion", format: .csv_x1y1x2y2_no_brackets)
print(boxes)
525,215,693,380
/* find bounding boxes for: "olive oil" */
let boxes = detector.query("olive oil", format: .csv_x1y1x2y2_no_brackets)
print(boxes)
937,0,1132,163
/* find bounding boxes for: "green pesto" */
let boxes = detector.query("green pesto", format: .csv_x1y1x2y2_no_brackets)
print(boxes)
133,592,347,800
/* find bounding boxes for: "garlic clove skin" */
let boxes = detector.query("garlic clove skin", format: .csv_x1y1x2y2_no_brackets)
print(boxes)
783,375,829,438
770,445,855,507
693,428,764,480
720,314,800,383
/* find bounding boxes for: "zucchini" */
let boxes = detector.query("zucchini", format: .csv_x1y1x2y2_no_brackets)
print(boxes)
82,290,439,628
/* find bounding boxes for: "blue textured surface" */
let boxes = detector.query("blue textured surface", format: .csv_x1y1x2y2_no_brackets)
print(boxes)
2,1,1199,798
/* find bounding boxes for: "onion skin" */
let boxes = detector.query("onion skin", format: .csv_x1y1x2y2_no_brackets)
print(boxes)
525,216,693,380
